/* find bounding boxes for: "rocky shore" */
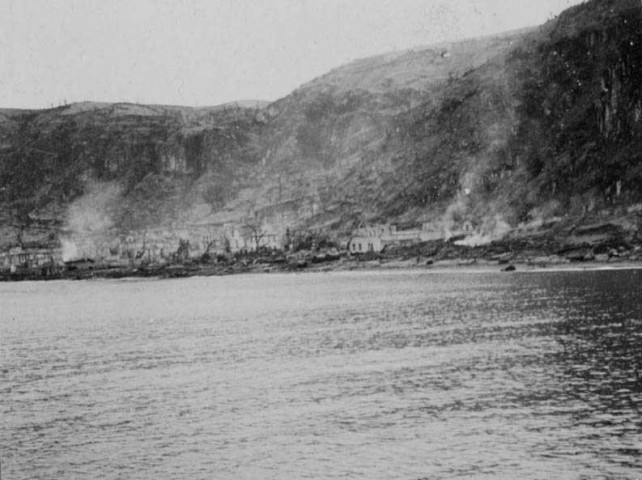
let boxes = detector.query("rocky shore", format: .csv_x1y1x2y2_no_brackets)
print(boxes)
3,224,641,281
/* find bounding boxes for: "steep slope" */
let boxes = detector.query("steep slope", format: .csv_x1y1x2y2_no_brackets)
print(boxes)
234,31,527,234
259,0,642,237
506,0,642,215
256,0,642,236
2,0,642,255
0,101,266,248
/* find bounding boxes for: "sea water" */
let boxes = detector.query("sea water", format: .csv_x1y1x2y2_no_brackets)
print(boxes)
2,269,642,479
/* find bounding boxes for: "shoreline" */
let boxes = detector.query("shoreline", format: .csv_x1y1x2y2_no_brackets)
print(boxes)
300,258,642,275
3,254,641,282
4,230,642,282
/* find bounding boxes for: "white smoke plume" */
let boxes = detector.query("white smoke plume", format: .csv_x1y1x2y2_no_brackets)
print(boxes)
455,214,511,247
442,198,467,240
61,180,122,261
60,238,79,262
441,170,476,239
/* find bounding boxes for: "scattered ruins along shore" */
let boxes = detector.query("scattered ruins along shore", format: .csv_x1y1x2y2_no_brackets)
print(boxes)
2,223,641,281
1,251,639,282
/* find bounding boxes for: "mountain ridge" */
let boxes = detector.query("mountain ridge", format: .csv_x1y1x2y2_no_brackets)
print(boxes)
2,0,642,260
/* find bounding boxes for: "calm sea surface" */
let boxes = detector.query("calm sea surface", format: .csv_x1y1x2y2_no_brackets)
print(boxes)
2,269,642,479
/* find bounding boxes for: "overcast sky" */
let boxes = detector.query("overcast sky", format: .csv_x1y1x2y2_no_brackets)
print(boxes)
0,0,584,109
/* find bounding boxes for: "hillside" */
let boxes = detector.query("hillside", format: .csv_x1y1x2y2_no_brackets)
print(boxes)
0,101,266,249
2,0,642,257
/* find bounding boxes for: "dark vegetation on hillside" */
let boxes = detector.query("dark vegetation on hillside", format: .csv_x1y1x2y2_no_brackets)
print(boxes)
0,104,264,238
377,0,642,225
506,0,642,218
1,0,642,251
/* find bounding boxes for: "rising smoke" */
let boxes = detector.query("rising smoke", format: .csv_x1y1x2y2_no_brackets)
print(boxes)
440,167,514,246
61,180,122,261
455,214,511,247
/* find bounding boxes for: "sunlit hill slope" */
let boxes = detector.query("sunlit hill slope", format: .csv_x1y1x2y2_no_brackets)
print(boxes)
1,0,642,253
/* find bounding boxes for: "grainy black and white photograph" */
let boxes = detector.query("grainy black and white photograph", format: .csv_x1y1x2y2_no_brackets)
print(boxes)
2,0,642,478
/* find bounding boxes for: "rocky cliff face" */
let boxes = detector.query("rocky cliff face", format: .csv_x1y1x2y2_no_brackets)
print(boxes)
1,0,642,254
0,102,266,249
505,0,642,215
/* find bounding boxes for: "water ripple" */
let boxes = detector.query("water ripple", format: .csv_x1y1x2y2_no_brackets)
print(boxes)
2,270,642,479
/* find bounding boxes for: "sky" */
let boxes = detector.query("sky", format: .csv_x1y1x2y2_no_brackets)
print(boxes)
0,0,585,109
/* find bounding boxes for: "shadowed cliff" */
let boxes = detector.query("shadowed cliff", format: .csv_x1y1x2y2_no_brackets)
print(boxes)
1,0,642,252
